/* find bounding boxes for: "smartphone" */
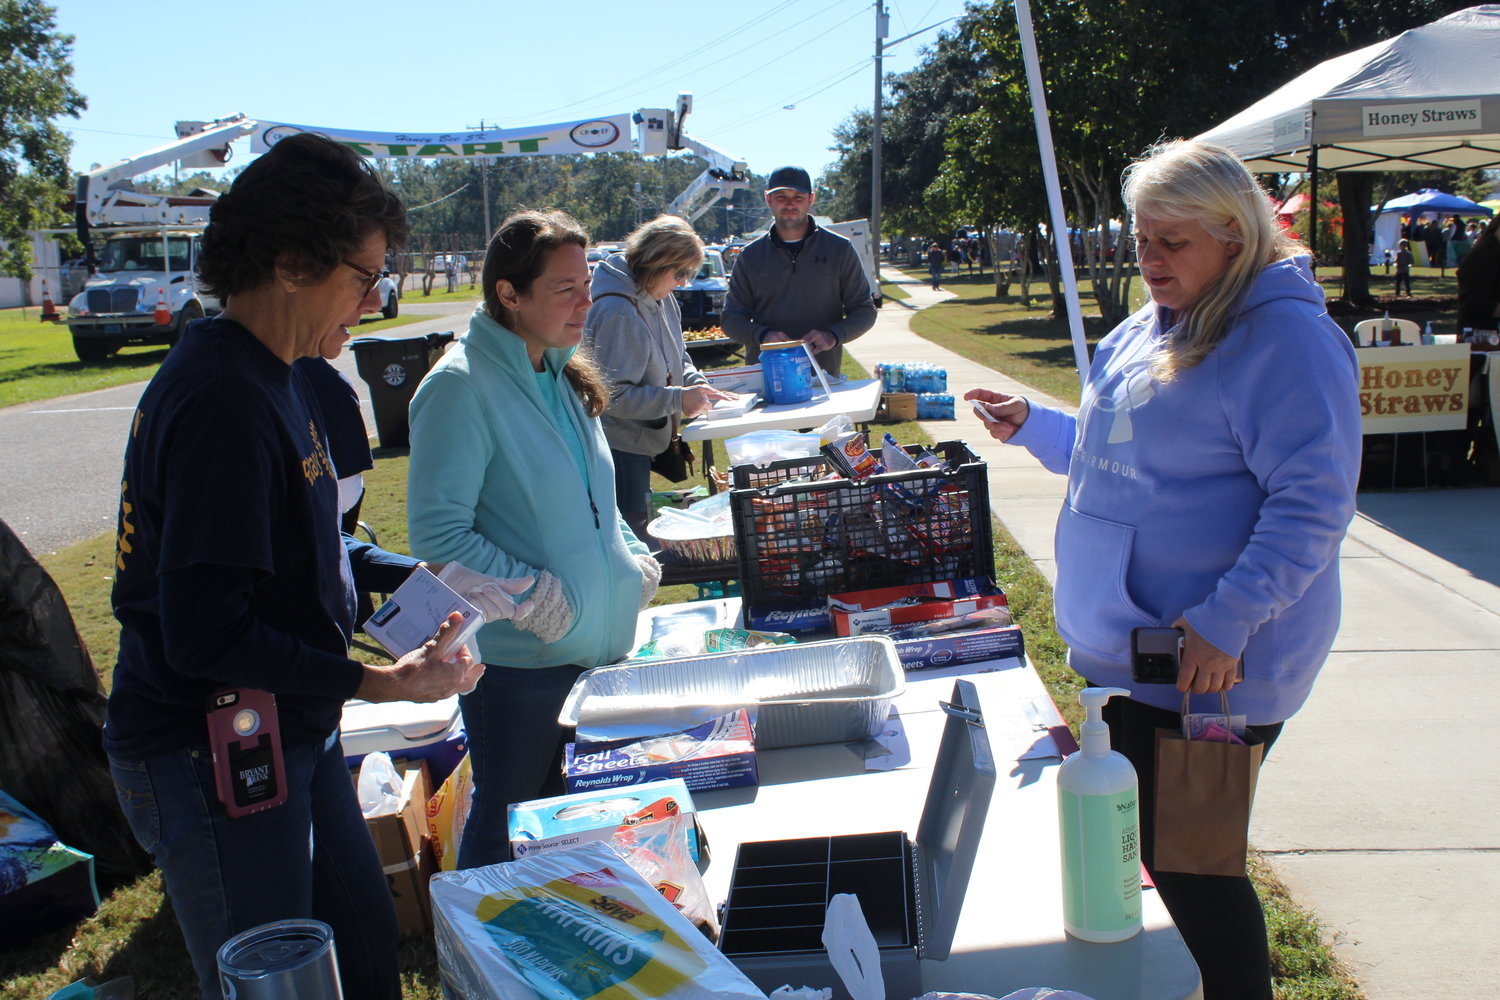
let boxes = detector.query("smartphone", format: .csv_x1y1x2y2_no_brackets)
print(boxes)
1130,626,1184,684
1131,627,1246,685
972,398,1000,423
206,688,287,819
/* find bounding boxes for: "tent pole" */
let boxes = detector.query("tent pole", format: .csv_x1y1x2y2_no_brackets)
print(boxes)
1308,142,1319,263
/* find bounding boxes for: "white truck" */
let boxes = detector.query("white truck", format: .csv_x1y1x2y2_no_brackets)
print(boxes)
63,117,255,362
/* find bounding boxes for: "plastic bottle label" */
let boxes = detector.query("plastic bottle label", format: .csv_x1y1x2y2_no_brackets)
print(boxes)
1059,787,1141,936
762,345,813,404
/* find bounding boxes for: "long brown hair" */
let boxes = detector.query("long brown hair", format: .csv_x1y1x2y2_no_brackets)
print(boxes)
481,209,608,416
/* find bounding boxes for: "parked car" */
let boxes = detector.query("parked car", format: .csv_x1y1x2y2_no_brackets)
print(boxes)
364,271,400,320
673,248,728,330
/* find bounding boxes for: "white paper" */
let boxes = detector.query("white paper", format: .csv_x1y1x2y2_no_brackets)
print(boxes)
821,893,885,1000
863,708,912,771
363,565,484,661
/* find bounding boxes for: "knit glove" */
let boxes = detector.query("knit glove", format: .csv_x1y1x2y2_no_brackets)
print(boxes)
636,553,663,609
436,563,535,623
513,570,574,644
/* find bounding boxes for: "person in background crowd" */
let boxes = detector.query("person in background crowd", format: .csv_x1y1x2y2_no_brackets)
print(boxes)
1457,215,1500,336
1394,238,1414,298
406,209,660,870
1424,215,1447,276
722,165,876,375
927,241,944,289
585,215,731,542
106,133,490,999
969,139,1360,1000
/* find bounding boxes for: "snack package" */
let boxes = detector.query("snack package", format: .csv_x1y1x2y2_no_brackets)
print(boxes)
428,752,474,872
430,841,767,1000
703,628,798,652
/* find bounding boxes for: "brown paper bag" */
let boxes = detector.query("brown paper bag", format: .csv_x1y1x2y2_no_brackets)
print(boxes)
1152,692,1265,877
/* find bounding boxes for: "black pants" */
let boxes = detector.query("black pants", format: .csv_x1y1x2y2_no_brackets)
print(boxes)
1102,695,1284,1000
1394,271,1412,296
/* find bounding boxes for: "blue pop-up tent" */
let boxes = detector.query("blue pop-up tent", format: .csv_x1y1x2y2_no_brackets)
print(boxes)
1371,189,1493,264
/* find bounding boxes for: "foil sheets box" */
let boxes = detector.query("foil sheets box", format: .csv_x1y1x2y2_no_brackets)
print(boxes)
562,711,758,794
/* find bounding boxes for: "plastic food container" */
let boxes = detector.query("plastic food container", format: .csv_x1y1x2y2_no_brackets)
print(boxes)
558,636,904,750
646,509,736,566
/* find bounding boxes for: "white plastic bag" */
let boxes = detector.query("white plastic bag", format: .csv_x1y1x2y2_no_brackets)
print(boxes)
725,429,822,469
356,751,402,818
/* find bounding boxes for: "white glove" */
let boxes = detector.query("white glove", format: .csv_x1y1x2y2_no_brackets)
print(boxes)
436,562,535,623
636,553,662,609
513,570,574,644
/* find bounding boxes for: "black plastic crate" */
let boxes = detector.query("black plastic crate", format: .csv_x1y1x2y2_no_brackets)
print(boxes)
730,455,830,490
730,440,993,608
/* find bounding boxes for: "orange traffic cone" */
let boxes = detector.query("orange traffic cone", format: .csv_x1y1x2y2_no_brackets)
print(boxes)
40,278,59,322
153,287,170,326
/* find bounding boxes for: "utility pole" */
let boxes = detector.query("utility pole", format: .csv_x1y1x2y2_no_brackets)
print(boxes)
872,3,888,282
872,10,957,282
469,119,494,241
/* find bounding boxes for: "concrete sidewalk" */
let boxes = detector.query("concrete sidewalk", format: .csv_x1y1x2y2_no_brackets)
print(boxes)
848,266,1500,998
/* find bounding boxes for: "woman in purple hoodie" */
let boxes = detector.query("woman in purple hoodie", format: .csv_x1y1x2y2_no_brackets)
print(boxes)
969,140,1360,1000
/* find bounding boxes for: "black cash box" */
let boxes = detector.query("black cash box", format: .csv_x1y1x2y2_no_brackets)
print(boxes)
717,680,996,999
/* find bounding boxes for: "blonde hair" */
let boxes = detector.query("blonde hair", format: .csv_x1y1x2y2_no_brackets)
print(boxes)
1123,140,1305,381
624,215,704,292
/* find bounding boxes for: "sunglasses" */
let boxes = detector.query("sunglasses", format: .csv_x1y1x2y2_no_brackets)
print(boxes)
343,259,384,295
675,267,697,282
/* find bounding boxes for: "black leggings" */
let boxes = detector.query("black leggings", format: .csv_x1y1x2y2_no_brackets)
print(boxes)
1102,695,1284,1000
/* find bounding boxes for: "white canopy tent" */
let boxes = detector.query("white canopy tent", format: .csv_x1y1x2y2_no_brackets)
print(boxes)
1196,4,1500,258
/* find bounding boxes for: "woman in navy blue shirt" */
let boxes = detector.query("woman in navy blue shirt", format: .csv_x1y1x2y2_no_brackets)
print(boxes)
107,133,484,998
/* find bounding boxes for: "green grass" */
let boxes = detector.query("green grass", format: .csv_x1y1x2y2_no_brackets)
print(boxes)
908,264,1464,407
10,327,1362,999
878,279,910,302
0,306,428,409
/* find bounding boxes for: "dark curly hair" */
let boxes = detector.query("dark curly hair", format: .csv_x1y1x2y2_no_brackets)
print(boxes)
481,209,607,416
197,132,408,298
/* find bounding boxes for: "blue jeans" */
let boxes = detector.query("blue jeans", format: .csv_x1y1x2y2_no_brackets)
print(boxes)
109,731,398,1000
611,448,652,518
456,663,583,869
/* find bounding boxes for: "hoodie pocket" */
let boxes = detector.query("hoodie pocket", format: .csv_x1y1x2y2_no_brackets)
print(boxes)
1054,505,1159,663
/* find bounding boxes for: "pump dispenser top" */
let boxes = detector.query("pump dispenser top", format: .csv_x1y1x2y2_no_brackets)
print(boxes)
1077,686,1129,757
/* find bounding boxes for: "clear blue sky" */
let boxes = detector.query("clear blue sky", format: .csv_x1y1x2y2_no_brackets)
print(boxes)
56,0,975,182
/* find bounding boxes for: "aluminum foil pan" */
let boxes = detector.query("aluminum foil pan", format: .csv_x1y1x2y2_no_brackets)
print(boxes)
559,636,904,750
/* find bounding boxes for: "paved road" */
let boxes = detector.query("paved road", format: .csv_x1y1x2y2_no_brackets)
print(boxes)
0,301,473,556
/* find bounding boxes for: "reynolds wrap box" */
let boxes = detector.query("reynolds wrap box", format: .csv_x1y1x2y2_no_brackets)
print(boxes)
894,624,1025,671
828,578,1008,637
508,779,704,864
744,602,831,635
564,710,758,794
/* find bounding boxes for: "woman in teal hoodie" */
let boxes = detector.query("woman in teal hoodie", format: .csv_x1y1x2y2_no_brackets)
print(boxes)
969,141,1360,1000
407,210,660,869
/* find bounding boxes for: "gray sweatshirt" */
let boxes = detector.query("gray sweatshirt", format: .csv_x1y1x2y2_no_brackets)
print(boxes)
584,254,707,457
722,220,877,372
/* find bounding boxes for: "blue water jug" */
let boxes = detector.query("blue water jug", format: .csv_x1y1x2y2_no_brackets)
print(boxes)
762,342,814,404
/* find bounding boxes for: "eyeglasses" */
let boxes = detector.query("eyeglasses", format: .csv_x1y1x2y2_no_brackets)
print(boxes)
343,259,383,295
675,268,697,282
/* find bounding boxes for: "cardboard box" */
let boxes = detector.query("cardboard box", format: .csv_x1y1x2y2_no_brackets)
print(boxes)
363,759,435,937
894,623,1025,671
705,364,764,395
508,778,704,863
563,710,758,793
876,392,918,422
827,578,1008,637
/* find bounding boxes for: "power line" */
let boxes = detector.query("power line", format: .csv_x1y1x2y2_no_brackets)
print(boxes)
698,4,871,101
521,0,807,120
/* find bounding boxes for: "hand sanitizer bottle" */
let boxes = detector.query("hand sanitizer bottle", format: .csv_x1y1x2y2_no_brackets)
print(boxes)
1058,686,1142,942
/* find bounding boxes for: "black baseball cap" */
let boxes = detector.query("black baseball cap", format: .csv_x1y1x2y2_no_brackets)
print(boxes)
766,166,812,194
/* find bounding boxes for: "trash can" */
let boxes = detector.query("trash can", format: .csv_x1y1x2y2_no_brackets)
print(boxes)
350,331,455,449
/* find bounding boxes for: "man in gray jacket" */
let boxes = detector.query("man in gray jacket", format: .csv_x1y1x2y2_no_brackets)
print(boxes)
723,166,877,374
